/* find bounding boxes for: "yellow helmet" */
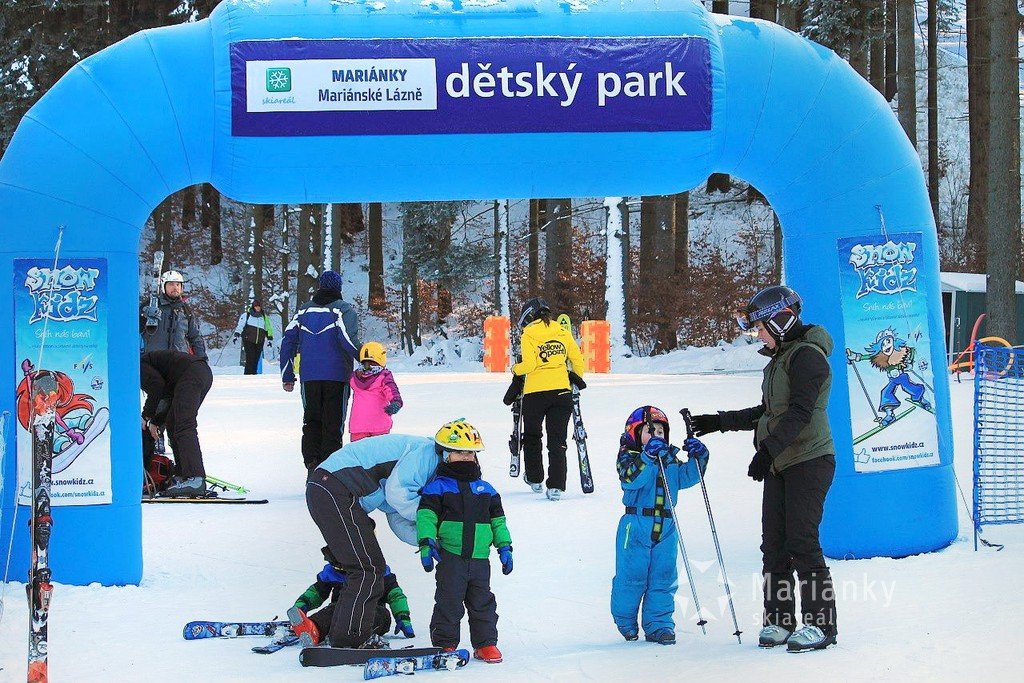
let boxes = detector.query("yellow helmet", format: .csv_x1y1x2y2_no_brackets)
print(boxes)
359,341,387,367
434,418,484,452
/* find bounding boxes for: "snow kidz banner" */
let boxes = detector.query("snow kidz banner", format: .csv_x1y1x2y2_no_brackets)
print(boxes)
14,259,112,505
230,37,712,136
837,233,940,473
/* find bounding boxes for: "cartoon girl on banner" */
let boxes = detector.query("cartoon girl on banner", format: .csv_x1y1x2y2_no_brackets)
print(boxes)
845,328,933,428
16,359,110,474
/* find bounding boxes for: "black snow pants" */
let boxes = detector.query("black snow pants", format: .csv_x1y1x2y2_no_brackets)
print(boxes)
165,361,213,479
522,389,573,490
306,468,386,647
761,454,838,634
300,380,350,469
429,550,499,649
242,340,262,375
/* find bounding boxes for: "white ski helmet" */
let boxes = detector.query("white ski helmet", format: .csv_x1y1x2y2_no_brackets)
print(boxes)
160,270,185,288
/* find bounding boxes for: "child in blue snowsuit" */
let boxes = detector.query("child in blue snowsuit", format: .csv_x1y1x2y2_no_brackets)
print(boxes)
611,406,710,645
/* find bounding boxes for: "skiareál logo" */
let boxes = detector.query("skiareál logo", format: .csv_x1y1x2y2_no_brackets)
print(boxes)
266,67,291,93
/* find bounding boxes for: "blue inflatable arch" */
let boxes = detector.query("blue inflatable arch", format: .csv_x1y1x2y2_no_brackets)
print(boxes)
0,0,957,585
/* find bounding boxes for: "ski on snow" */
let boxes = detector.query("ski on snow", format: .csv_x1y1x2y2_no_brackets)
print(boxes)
182,620,289,640
301,645,443,668
364,649,470,679
558,314,594,494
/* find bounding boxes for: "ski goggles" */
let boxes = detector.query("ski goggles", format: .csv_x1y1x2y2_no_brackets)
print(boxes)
735,292,802,331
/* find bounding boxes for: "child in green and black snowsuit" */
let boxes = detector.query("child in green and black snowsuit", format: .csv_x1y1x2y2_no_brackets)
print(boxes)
287,545,413,646
417,446,512,664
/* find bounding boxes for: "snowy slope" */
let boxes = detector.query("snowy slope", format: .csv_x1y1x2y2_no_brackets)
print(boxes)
0,364,1020,681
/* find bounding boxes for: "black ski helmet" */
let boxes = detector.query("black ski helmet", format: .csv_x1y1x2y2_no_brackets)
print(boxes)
518,297,551,328
738,285,802,340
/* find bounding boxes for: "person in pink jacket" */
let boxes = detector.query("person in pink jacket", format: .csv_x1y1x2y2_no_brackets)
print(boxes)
349,342,403,442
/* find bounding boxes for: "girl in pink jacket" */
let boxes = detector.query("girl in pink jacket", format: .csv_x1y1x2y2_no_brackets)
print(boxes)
349,342,403,442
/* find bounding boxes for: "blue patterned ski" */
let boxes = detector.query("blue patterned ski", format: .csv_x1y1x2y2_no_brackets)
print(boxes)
364,649,470,679
252,634,301,654
183,620,289,640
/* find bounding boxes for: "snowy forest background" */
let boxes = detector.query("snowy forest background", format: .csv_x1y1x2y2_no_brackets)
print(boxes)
2,0,1022,361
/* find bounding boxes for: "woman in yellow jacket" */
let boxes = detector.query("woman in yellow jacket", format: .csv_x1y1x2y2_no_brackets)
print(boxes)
511,298,585,501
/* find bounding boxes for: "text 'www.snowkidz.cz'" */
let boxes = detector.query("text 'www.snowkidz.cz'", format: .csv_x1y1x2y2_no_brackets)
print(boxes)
444,62,691,108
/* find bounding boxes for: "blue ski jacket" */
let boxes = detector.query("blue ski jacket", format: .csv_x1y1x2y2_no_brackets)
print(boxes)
279,289,360,383
318,434,441,524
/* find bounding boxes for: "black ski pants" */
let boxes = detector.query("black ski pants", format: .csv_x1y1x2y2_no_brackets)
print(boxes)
429,550,499,649
306,468,386,647
165,361,213,479
242,340,262,375
522,389,573,490
761,454,837,633
300,380,350,470
309,600,391,639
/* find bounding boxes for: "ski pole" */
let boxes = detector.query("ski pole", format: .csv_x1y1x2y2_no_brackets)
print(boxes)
645,409,707,635
681,409,742,644
848,355,881,421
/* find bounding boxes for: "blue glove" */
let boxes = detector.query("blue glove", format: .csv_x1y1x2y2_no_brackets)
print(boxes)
393,616,415,638
498,545,513,575
419,538,441,572
316,563,347,586
683,437,710,473
642,437,670,460
384,401,401,416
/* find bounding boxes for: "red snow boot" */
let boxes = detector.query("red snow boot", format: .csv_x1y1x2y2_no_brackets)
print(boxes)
287,607,320,646
474,645,503,663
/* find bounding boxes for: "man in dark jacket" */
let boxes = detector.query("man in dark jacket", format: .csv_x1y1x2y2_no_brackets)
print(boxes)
690,285,838,653
279,270,361,469
140,270,207,357
141,350,214,497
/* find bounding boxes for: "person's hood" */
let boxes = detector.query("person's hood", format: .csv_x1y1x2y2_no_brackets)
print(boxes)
312,288,343,305
351,369,385,390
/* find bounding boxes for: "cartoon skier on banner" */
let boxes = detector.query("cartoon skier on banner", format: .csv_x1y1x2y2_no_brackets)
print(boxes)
16,359,110,474
845,328,932,428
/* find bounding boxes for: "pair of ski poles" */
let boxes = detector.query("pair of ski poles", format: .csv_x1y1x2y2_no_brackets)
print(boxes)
644,408,742,644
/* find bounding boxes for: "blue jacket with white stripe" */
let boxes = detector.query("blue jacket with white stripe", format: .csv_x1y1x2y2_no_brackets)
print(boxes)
280,289,361,383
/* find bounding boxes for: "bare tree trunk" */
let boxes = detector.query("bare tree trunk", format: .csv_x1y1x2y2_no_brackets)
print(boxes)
965,0,989,272
153,195,175,269
368,203,385,312
673,192,690,284
986,0,1021,343
884,0,897,100
778,0,807,31
896,0,918,147
639,195,677,353
773,212,784,281
201,183,222,266
544,198,573,315
926,0,939,223
620,198,633,351
749,0,777,21
528,199,541,296
252,204,271,301
180,186,196,234
711,0,729,13
493,200,501,312
298,204,324,302
279,205,291,328
331,204,366,268
869,0,886,95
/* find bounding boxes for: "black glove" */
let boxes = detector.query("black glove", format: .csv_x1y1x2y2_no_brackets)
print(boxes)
502,374,525,406
690,413,722,437
747,445,772,482
232,332,240,344
266,338,273,347
568,371,587,390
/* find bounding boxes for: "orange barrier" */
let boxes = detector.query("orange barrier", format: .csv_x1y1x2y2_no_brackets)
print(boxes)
483,316,510,372
580,320,611,373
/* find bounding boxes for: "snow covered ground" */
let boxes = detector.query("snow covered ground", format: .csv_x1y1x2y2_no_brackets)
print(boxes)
1,363,1021,681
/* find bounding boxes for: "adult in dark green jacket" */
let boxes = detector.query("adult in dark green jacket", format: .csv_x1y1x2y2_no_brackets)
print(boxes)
690,285,838,653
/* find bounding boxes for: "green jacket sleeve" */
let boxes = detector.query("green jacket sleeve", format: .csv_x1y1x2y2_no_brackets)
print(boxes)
488,492,512,549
